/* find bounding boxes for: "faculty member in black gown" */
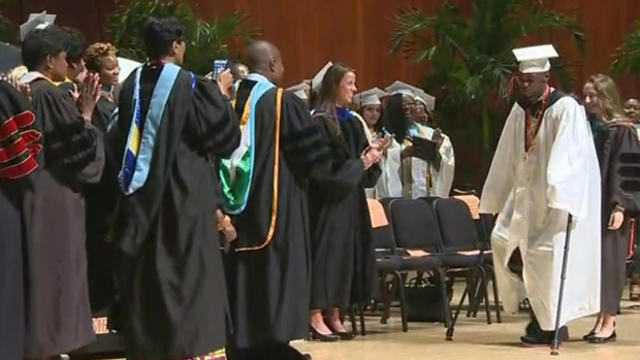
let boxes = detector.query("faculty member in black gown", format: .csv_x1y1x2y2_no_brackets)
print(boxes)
221,40,330,360
109,17,239,360
308,63,384,341
583,74,640,344
0,79,42,360
21,25,105,359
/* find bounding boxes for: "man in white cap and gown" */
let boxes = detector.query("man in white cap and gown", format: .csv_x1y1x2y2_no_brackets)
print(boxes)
384,81,455,198
479,44,601,345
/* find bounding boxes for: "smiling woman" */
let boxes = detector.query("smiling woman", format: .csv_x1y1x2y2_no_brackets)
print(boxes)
307,63,384,342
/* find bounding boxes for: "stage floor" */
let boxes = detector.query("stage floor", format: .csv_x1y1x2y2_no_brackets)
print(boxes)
293,300,640,360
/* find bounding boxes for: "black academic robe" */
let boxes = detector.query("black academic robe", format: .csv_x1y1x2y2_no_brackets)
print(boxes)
0,80,39,360
594,122,640,314
84,94,119,315
24,78,104,358
225,81,330,349
111,64,239,360
308,111,380,310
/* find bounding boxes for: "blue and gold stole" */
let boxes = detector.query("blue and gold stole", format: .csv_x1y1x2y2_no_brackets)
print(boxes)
118,63,181,195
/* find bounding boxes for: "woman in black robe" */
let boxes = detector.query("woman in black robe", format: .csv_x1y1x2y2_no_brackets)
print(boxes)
582,74,640,344
21,25,105,359
82,42,121,318
0,80,42,360
308,63,386,341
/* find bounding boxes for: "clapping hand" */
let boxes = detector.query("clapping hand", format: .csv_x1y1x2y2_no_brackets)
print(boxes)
77,73,101,122
362,146,382,170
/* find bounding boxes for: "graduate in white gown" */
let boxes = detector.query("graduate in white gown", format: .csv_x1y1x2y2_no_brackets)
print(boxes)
479,45,601,345
353,87,403,198
383,81,455,198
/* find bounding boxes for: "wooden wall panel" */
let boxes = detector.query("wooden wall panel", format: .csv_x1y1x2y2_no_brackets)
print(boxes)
1,0,638,93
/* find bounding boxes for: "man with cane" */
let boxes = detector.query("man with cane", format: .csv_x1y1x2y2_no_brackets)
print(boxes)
479,45,601,348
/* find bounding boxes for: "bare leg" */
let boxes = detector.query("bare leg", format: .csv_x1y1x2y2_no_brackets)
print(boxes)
594,313,616,338
309,309,332,335
326,308,347,332
590,313,604,334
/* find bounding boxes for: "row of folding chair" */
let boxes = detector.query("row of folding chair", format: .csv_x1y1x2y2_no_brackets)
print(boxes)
367,196,501,339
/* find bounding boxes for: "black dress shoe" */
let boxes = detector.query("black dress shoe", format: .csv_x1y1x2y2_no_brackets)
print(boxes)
332,330,355,341
308,326,339,342
302,354,312,360
582,329,597,340
588,331,616,344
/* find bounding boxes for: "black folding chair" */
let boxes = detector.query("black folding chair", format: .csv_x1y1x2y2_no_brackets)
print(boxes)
427,197,496,340
382,198,452,330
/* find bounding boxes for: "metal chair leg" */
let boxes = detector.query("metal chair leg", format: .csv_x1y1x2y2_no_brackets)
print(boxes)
393,271,408,332
358,302,366,336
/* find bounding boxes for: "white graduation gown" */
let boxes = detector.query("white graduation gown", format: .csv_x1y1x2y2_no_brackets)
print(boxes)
355,113,403,199
401,124,455,199
479,96,601,330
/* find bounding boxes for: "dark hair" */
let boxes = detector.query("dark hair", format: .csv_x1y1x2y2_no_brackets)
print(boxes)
143,17,185,60
21,25,69,71
359,104,384,133
62,26,86,63
383,93,411,142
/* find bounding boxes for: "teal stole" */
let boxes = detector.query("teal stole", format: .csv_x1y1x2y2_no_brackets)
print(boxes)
219,79,275,214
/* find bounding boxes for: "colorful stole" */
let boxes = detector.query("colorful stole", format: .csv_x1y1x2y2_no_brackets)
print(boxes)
219,79,276,214
118,63,181,195
0,109,41,179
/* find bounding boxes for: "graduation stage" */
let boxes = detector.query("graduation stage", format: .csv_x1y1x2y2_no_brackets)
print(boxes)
97,288,640,360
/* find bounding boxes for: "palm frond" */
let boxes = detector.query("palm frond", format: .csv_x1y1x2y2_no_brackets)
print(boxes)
517,7,585,56
611,21,640,76
105,0,259,74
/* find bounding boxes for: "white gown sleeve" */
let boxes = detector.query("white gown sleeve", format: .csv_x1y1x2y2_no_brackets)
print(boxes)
546,99,599,218
432,133,454,197
479,104,520,214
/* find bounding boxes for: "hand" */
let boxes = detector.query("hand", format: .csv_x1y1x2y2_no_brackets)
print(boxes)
18,83,31,100
401,145,415,159
362,147,382,170
371,135,393,153
221,223,238,243
608,210,624,230
216,69,234,99
77,73,101,122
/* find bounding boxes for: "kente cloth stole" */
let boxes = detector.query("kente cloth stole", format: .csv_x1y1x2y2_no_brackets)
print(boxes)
524,86,550,152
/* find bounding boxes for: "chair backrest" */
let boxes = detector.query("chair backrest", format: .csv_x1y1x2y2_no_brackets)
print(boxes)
387,198,442,251
433,198,480,252
367,199,396,251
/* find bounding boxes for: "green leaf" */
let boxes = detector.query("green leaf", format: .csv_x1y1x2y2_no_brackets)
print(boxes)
105,0,260,74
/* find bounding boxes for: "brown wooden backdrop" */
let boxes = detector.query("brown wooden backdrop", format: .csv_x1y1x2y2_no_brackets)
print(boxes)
2,0,639,95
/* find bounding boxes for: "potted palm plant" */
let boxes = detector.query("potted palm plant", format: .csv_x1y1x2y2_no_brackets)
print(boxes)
390,0,585,187
106,0,259,75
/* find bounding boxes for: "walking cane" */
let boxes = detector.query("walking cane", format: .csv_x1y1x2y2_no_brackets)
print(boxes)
550,213,573,355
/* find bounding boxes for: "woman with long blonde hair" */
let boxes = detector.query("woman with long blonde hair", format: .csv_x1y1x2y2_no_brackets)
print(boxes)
583,74,640,344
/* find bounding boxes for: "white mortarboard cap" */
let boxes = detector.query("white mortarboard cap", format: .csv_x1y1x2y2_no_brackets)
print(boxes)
414,90,436,112
287,81,311,101
311,61,333,93
20,11,57,41
385,80,421,98
117,57,142,83
353,87,386,108
512,44,559,74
